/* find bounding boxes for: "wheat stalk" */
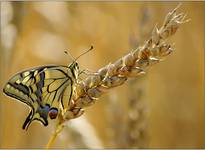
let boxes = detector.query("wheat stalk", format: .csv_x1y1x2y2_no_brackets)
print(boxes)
46,5,189,148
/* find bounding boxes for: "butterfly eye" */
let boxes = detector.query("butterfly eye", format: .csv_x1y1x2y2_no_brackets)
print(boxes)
48,108,58,119
76,63,79,69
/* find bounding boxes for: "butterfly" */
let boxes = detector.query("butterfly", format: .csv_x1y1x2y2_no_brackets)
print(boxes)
3,46,93,130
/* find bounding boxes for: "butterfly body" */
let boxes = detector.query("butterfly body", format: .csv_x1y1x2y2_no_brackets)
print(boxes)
3,62,80,130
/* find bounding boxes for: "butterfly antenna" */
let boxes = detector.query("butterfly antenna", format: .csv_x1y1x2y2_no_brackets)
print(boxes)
74,45,94,61
64,50,75,61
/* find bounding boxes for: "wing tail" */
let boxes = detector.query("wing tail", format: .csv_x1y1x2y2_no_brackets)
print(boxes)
22,110,34,130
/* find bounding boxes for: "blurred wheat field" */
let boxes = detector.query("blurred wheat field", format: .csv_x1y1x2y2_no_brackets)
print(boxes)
0,1,204,148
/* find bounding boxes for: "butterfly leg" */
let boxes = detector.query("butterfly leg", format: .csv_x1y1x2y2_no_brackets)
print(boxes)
79,69,97,76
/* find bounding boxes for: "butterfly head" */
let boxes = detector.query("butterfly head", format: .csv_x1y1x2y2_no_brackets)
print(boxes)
69,61,80,80
65,45,93,80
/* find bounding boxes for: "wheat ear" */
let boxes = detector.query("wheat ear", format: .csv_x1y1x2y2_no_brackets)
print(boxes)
46,5,189,148
63,5,189,121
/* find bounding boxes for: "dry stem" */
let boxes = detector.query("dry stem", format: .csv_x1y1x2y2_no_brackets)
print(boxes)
46,5,189,148
46,118,65,149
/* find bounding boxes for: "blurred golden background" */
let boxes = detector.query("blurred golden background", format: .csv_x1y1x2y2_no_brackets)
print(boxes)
0,1,204,148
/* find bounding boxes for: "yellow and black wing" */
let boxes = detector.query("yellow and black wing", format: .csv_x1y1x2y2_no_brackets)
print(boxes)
3,65,73,130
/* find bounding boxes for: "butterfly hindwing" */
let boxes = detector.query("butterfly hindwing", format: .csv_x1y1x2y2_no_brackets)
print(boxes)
3,65,74,130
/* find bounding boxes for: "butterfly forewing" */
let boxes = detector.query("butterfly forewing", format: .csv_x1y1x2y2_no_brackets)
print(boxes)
3,68,41,107
3,65,77,130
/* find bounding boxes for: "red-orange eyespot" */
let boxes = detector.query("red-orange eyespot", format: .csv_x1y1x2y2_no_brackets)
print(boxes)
48,108,58,119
